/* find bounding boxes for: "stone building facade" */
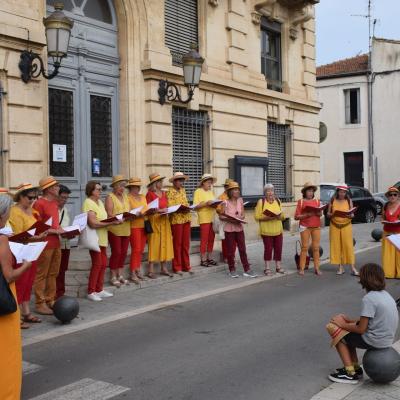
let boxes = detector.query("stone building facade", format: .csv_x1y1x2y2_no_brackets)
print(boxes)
0,0,320,236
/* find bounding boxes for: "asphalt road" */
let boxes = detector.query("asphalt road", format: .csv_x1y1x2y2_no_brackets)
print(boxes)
22,247,400,400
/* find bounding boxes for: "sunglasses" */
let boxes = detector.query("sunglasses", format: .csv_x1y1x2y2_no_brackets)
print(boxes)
388,193,399,197
27,196,37,200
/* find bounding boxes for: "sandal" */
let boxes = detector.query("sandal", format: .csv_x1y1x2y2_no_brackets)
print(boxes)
160,270,173,277
276,267,285,274
129,274,140,284
110,277,121,288
336,270,345,275
200,260,209,267
136,273,146,281
314,270,322,276
351,271,360,276
146,272,157,279
207,259,218,266
118,275,129,285
21,321,30,329
264,268,273,276
23,314,42,323
298,270,305,276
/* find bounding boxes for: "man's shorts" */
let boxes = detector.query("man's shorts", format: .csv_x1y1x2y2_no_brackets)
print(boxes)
342,333,376,350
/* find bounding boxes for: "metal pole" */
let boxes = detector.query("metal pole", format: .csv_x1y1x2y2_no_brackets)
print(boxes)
0,83,7,187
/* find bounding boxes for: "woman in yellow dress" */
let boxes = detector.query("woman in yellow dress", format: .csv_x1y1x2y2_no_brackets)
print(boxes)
382,187,400,278
327,186,358,276
0,192,33,400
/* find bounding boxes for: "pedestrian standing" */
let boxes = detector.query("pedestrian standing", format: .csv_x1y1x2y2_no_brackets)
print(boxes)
105,175,130,287
254,183,285,276
56,184,72,298
327,186,358,276
382,187,400,278
294,182,323,276
0,194,33,400
193,174,218,267
126,177,147,283
220,181,256,278
167,172,192,275
146,173,174,279
33,176,65,314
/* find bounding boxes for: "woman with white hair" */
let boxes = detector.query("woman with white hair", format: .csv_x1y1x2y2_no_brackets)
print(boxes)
254,183,285,275
0,193,33,399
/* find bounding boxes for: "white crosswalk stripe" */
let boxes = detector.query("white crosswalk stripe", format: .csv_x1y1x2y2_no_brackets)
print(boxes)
22,361,44,376
27,378,130,400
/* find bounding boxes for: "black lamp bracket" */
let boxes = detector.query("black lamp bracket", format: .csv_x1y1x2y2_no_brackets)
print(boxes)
158,80,195,105
19,50,61,83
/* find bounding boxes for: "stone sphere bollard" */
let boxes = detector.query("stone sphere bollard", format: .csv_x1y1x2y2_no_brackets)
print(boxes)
53,296,79,324
371,228,383,242
363,347,400,383
308,246,323,259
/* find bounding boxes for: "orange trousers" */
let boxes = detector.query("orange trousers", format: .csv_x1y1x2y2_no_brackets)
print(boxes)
129,228,146,271
299,227,321,270
171,222,191,272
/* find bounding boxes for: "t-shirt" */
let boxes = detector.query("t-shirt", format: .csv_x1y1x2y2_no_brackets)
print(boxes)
361,290,398,348
82,198,108,247
193,188,216,224
33,197,60,249
294,199,321,229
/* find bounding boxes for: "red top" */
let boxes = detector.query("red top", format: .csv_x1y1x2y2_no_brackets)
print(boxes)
146,190,168,209
295,198,321,228
33,197,60,249
383,204,400,234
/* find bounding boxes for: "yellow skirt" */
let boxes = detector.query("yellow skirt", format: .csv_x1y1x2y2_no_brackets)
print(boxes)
147,214,174,262
0,282,22,400
329,223,355,265
382,232,400,278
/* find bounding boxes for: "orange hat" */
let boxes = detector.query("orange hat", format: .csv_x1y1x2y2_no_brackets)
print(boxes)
126,177,143,188
147,173,165,187
169,172,189,183
326,323,350,347
385,187,400,198
39,176,59,191
13,183,39,202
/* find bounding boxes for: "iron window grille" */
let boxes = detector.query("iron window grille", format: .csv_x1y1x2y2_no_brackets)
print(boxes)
165,0,199,66
172,107,207,201
267,122,293,202
261,18,282,92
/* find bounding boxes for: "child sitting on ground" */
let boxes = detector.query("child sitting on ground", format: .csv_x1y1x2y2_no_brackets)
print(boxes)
327,263,399,384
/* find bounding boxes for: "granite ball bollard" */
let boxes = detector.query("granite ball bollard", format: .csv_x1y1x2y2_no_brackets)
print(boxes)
371,228,383,242
363,347,400,384
53,296,79,324
308,246,323,259
353,238,356,247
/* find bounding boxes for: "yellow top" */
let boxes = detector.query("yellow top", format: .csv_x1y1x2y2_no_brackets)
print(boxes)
193,188,216,224
128,194,147,229
331,199,352,225
82,198,108,247
107,192,131,236
216,191,228,214
166,187,192,225
8,205,38,234
254,198,284,236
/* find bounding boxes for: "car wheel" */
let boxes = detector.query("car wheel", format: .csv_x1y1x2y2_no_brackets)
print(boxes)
364,209,375,223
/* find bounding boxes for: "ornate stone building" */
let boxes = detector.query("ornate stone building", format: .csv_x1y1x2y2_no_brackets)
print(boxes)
0,0,320,235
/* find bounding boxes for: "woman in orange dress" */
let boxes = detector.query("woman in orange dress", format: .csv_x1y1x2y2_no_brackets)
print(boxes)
0,192,33,400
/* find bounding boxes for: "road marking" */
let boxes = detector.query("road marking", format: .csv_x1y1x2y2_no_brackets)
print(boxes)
27,378,130,400
22,244,381,347
23,361,44,375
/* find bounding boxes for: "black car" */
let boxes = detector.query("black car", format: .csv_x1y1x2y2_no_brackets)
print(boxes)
320,184,377,225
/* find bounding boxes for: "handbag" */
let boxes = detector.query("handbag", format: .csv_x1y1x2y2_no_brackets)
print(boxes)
294,240,310,270
78,226,100,252
144,220,153,235
212,214,221,234
0,267,17,316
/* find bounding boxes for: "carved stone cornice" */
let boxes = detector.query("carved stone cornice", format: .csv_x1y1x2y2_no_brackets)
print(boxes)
289,4,315,39
208,0,218,6
251,11,262,25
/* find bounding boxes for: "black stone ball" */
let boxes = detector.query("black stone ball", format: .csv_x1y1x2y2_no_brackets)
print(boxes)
308,246,323,259
371,228,383,242
353,238,356,246
363,348,400,383
53,296,79,324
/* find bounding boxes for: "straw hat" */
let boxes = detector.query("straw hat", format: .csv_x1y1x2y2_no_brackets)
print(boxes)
226,181,240,191
326,323,350,347
224,178,234,187
198,173,217,187
169,172,189,183
147,173,165,187
13,183,39,202
126,177,143,188
39,176,59,191
336,185,349,192
110,175,127,188
0,187,9,195
385,186,400,198
301,181,318,194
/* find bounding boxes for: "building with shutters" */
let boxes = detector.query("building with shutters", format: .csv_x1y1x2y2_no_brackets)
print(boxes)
0,0,321,237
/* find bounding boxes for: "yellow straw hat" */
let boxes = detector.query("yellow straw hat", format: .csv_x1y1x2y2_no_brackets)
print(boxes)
126,177,143,188
110,175,127,188
198,173,217,187
147,173,165,187
39,176,59,191
224,178,234,187
169,172,189,183
13,183,39,202
301,181,318,194
226,181,240,191
326,323,350,347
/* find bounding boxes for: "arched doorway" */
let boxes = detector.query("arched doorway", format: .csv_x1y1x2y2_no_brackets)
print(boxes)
47,0,119,216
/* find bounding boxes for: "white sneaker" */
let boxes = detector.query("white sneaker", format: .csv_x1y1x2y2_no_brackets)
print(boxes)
96,290,114,298
87,293,102,302
243,270,258,278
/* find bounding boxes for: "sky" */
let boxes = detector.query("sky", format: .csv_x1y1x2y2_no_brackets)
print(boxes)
315,0,400,66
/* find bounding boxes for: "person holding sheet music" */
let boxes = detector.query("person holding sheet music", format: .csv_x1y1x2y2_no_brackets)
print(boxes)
126,178,148,283
326,186,358,276
382,187,400,278
105,175,131,287
219,181,256,278
294,182,324,276
9,183,46,328
167,172,192,275
193,174,219,267
146,173,174,279
254,183,285,276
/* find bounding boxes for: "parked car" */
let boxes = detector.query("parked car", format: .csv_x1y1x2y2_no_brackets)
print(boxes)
373,192,387,215
320,183,377,225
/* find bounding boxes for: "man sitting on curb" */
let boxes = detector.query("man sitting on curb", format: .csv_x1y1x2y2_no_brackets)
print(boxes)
326,263,398,384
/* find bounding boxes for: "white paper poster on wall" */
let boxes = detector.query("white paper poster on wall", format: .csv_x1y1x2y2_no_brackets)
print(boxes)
53,144,67,162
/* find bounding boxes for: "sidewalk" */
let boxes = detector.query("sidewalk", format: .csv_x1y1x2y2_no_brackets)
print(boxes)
22,221,382,346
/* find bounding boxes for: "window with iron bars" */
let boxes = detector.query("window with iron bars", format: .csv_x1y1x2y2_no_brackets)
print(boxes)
267,122,293,202
172,107,207,201
165,0,199,66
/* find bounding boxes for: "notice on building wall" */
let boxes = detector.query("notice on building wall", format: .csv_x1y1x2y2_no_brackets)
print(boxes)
241,166,264,196
92,158,101,175
52,144,67,162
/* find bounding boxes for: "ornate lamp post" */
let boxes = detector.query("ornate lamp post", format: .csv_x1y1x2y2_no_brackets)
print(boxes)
158,44,204,105
19,2,74,83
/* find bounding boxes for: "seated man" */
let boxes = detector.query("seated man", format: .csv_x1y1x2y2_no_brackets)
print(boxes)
327,263,398,384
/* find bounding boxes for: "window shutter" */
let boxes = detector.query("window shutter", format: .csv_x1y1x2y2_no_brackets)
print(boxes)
172,107,206,201
165,0,199,66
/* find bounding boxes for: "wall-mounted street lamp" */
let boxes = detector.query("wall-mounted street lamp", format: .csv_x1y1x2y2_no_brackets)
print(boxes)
158,44,204,105
19,3,74,83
